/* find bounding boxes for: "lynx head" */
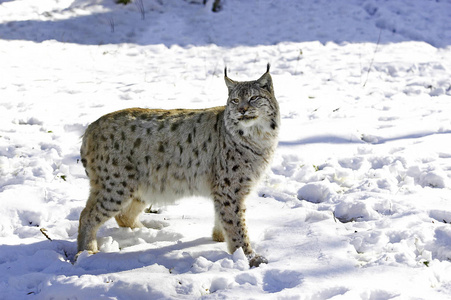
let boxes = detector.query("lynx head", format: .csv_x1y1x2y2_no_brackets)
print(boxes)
224,64,279,133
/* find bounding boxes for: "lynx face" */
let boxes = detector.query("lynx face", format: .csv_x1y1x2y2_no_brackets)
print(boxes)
224,66,278,132
227,86,267,127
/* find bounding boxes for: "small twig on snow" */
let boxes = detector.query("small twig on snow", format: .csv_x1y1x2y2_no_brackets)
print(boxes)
135,0,145,20
363,28,382,87
40,228,52,241
109,17,115,33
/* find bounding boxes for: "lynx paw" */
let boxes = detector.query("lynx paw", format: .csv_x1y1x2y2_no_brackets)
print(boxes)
247,253,268,268
74,250,97,263
212,228,225,242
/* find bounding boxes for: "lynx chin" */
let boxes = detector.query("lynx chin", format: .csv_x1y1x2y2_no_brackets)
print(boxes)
77,64,280,267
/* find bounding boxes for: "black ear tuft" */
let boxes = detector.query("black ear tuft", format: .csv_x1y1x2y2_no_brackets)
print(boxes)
256,64,274,94
224,67,237,93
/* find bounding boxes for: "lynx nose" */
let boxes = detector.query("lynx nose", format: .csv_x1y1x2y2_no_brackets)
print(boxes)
238,106,248,115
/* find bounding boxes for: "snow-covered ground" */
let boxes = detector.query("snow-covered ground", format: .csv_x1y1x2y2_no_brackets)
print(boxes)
1,0,451,299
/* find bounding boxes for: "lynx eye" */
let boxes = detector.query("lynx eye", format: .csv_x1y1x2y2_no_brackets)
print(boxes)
230,98,240,104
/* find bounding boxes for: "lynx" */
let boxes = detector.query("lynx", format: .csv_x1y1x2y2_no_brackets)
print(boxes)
77,64,280,267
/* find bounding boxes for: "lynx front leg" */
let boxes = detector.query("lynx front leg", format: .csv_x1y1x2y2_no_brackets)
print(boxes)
213,194,268,267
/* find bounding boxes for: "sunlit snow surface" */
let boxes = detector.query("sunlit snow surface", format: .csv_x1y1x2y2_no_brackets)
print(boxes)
1,0,451,299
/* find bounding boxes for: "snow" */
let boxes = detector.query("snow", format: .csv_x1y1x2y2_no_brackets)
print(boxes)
1,0,451,298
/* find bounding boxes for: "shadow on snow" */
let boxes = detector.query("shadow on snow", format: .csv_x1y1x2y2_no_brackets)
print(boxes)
278,131,451,147
1,0,450,47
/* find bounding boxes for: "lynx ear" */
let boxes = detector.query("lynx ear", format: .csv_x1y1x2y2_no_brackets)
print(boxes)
224,67,237,94
256,63,273,94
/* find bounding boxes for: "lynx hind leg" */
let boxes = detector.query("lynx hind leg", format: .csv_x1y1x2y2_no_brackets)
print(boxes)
77,187,132,254
77,197,100,255
115,198,146,228
212,212,225,242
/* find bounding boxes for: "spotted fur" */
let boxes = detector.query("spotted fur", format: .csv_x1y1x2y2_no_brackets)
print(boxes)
77,65,280,267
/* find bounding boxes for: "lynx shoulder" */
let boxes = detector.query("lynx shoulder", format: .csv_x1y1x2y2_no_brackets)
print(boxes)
77,64,280,267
